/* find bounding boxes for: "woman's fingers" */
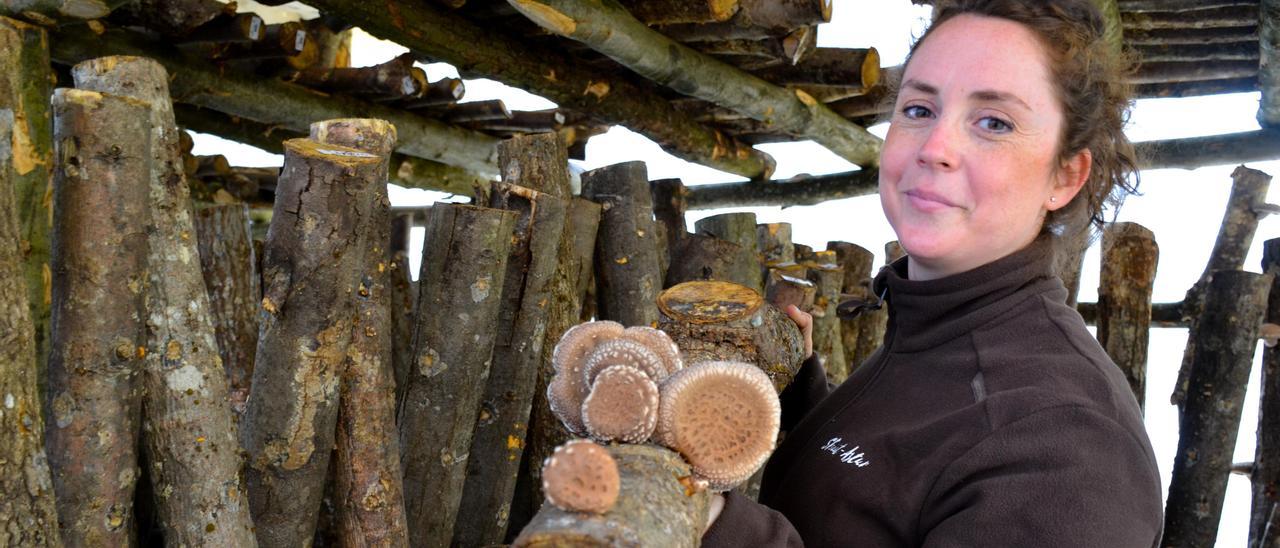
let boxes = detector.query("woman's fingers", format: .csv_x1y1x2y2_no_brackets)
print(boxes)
785,305,814,357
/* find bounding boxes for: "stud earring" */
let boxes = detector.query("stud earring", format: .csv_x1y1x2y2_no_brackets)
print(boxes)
1049,196,1057,203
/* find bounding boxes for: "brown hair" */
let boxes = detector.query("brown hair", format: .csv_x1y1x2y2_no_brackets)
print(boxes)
898,0,1139,237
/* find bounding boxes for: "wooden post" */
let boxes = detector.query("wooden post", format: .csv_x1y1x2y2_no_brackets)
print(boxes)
193,204,259,414
0,107,60,546
72,56,257,546
804,251,847,383
0,17,54,396
582,162,663,327
827,241,874,371
1174,166,1272,409
241,138,386,547
310,118,409,547
695,212,763,293
1096,222,1159,412
1254,238,1280,548
390,212,417,405
513,444,709,547
1164,270,1271,547
398,204,515,548
45,88,152,546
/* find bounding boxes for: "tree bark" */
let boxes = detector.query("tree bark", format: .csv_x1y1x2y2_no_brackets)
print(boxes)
1254,238,1280,548
658,0,831,41
756,222,795,266
1,0,131,22
241,138,385,547
1135,41,1257,63
1137,77,1259,99
1174,166,1271,410
1163,270,1271,547
658,280,806,392
1096,222,1158,412
45,87,152,546
309,118,410,548
582,162,663,327
1137,129,1280,170
827,241,873,371
615,0,739,24
650,177,688,261
512,444,710,547
193,204,259,415
398,203,515,548
1119,0,1253,11
1077,300,1184,327
805,252,846,383
665,233,762,294
390,212,417,406
1262,0,1280,127
1123,4,1256,30
111,0,233,36
1132,59,1257,84
287,54,422,101
751,47,880,89
1127,24,1256,46
765,267,816,313
688,169,878,209
695,212,763,292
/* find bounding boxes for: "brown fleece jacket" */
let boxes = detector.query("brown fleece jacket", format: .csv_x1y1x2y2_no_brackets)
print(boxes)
703,237,1163,547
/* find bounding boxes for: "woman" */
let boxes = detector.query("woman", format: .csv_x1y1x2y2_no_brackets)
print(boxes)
702,1,1164,546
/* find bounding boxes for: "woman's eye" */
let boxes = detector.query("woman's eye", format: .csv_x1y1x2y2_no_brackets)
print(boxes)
902,105,932,119
978,116,1013,132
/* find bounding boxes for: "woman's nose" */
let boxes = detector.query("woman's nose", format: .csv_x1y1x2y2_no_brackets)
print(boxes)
916,122,959,170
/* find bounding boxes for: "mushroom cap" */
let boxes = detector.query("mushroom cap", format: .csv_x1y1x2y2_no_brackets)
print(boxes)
552,320,625,374
541,439,620,515
655,360,781,492
621,326,683,376
581,339,667,387
547,321,625,435
547,375,588,436
581,365,660,443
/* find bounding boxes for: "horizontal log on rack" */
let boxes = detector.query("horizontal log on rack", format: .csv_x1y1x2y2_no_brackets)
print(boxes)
1121,4,1256,30
48,25,502,175
303,0,775,178
1135,129,1280,170
686,169,878,209
398,77,465,109
1132,59,1257,84
286,53,423,100
109,0,231,36
204,22,309,62
1118,0,1254,11
616,0,739,24
1134,77,1258,99
508,0,881,168
472,109,566,133
1134,41,1258,63
0,0,131,21
750,47,880,88
1126,25,1256,46
658,0,832,42
439,99,512,123
174,12,263,44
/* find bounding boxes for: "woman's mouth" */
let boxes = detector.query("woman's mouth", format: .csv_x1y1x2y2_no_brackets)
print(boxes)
904,189,957,212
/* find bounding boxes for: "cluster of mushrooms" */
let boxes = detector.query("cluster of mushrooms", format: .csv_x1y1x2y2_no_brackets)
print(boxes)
541,320,781,514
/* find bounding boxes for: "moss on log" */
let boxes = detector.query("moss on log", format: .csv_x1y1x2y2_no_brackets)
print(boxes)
1096,222,1158,412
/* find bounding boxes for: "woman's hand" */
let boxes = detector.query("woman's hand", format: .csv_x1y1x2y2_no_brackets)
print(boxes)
785,305,814,358
704,492,726,535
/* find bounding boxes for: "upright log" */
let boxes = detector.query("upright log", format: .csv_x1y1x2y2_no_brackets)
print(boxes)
582,162,663,327
1254,238,1280,548
310,118,409,548
0,108,59,547
805,251,847,383
389,212,417,405
1164,270,1271,547
650,178,689,257
0,17,54,394
398,204,515,548
1174,166,1272,409
758,222,795,265
1096,222,1158,412
45,88,151,546
695,212,763,293
827,241,873,371
1262,0,1280,127
241,138,385,547
851,243,902,366
194,204,259,414
665,234,762,293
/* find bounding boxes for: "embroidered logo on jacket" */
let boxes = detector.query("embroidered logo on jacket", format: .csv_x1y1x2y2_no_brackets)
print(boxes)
821,437,870,468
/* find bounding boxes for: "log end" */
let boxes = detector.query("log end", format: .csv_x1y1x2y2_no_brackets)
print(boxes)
658,281,763,324
282,138,383,167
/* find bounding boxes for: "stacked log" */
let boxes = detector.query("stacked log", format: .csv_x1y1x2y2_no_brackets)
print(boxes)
695,212,764,293
389,212,417,404
850,242,903,366
802,250,847,383
1254,238,1280,547
1096,223,1158,411
193,204,259,414
827,241,874,372
582,161,663,327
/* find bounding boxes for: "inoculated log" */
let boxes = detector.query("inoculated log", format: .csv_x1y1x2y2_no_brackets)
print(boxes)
241,138,386,547
1126,25,1257,46
697,27,816,68
1262,0,1280,127
765,267,815,313
174,12,264,45
310,118,409,548
659,0,832,41
206,21,307,61
804,251,847,383
45,87,151,546
1137,129,1280,170
616,0,738,24
650,178,688,257
390,213,416,404
665,233,761,292
1122,4,1256,30
454,182,568,547
0,17,54,396
1173,166,1271,409
1096,223,1158,412
827,241,873,371
751,48,880,89
513,444,710,547
659,281,806,392
287,53,422,100
1137,76,1258,98
508,0,880,168
439,99,512,123
1134,41,1258,63
474,109,567,134
1054,223,1090,307
193,204,259,413
1163,270,1271,547
851,243,901,366
399,204,515,548
1,0,130,21
399,77,465,109
696,212,763,292
1254,238,1280,547
1078,301,1184,327
581,162,663,327
0,108,59,547
1132,59,1257,85
1119,0,1253,11
687,169,879,210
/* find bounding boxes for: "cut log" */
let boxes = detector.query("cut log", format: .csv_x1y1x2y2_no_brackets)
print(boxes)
658,280,806,392
513,444,709,547
1054,225,1091,308
473,109,567,133
850,244,900,365
507,0,880,168
439,99,513,123
309,118,409,548
827,241,874,371
695,212,763,292
193,204,259,414
1137,129,1280,170
1119,0,1253,11
1262,0,1280,127
1163,270,1271,547
1132,59,1258,84
1173,166,1271,409
0,0,130,21
205,21,307,61
398,204,515,548
1096,222,1159,412
398,77,466,109
616,0,739,24
650,178,689,258
1126,25,1257,46
1078,300,1184,327
1122,4,1256,30
496,132,573,198
665,233,762,293
765,267,815,313
687,169,878,210
390,212,417,405
45,87,152,546
1253,238,1280,547
287,53,422,100
0,17,54,400
111,0,233,36
757,222,794,265
1134,41,1258,63
658,0,832,41
804,251,846,383
175,12,264,45
581,162,663,327
241,138,386,547
750,47,880,89
0,107,60,547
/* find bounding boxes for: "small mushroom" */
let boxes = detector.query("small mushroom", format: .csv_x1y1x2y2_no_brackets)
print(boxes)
547,321,626,434
581,365,660,443
621,326,683,376
581,338,667,387
655,360,781,492
552,320,625,374
541,439,620,515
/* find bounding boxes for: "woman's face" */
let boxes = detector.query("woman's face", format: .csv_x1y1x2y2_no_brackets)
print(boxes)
879,14,1089,280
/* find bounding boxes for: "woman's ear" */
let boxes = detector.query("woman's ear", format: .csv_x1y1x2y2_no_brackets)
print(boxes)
1048,149,1092,211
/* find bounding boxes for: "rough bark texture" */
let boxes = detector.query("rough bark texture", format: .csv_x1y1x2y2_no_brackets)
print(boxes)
0,107,60,547
0,17,54,398
650,178,688,259
827,241,874,371
496,132,573,199
616,0,739,24
241,138,385,547
804,252,846,383
1078,300,1184,327
658,281,806,393
1096,222,1158,412
757,222,794,266
1164,270,1271,547
454,183,568,547
1262,0,1280,127
1255,238,1280,548
1137,129,1280,170
1174,166,1272,409
398,204,515,548
695,212,762,293
751,47,880,88
1,0,130,21
45,87,152,546
581,162,663,327
390,213,417,406
660,0,831,41
193,204,259,414
309,118,409,548
764,267,815,313
512,444,710,547
851,243,901,366
1123,4,1256,29
665,234,762,293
